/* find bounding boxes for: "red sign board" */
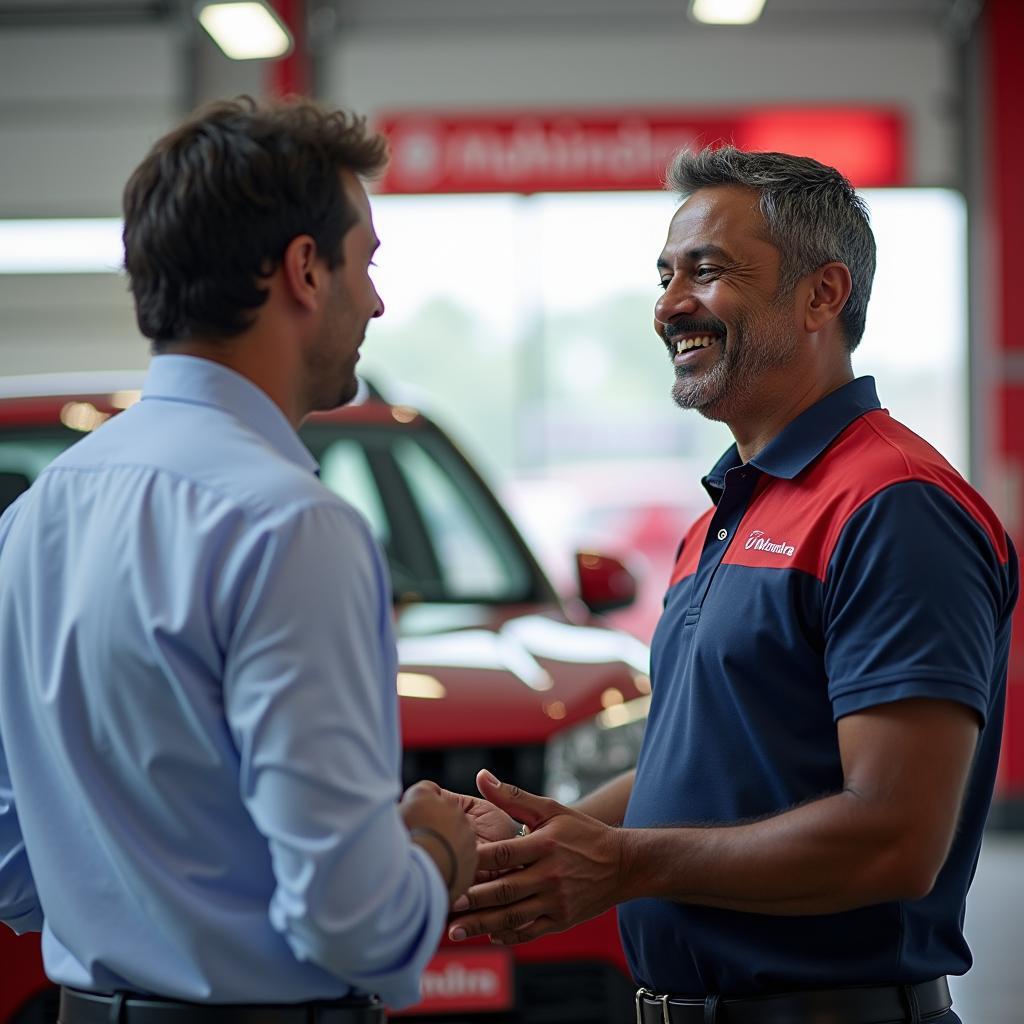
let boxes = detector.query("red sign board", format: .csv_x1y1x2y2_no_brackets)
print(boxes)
393,947,514,1016
376,108,906,194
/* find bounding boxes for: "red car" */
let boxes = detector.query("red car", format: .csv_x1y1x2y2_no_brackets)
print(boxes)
0,373,651,1024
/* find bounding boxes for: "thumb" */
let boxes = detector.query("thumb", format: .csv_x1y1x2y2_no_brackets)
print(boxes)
476,769,555,828
402,779,441,803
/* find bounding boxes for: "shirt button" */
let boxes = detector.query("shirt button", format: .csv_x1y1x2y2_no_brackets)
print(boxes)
717,528,728,541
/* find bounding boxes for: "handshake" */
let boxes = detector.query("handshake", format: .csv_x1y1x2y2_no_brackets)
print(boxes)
401,768,624,947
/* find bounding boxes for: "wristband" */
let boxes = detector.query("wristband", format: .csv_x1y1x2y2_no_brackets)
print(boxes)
410,827,457,891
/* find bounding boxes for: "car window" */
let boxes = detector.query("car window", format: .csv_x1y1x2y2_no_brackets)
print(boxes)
306,424,537,604
0,437,74,479
319,439,390,544
390,436,521,599
0,434,80,514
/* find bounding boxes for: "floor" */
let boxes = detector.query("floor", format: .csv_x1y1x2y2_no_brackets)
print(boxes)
947,831,1024,1023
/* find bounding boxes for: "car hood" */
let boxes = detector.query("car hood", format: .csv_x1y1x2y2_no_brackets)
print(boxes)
394,603,651,747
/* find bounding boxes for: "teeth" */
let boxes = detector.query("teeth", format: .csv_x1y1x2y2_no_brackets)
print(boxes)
674,335,716,354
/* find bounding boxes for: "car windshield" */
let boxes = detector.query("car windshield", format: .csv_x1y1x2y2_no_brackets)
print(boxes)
0,419,543,606
301,421,539,603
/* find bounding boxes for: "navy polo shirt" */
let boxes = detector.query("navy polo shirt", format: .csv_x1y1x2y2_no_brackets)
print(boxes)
619,377,1018,996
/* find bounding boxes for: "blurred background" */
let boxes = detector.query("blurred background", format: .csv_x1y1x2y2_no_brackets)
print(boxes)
0,0,1022,1020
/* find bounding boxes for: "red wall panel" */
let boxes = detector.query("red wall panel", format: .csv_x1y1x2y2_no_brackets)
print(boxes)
989,0,1024,800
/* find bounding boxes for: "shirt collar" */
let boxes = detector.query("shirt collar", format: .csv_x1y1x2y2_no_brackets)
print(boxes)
141,354,319,476
702,376,881,502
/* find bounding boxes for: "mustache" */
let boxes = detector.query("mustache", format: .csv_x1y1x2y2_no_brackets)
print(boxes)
658,316,727,339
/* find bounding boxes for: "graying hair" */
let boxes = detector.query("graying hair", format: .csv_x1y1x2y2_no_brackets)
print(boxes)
665,146,876,351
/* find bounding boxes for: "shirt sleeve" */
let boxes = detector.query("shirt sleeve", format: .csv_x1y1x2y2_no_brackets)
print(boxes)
221,499,447,1009
0,500,43,934
823,480,1013,724
0,756,41,935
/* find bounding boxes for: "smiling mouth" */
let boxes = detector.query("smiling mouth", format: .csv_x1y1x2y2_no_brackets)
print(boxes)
666,334,723,365
672,335,718,355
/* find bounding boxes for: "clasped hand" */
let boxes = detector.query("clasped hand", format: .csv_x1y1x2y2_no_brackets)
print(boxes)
440,769,626,946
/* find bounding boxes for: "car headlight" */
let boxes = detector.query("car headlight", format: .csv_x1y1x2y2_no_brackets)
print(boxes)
544,696,650,804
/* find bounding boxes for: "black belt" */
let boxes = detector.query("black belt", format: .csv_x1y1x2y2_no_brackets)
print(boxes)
58,987,384,1024
636,977,952,1024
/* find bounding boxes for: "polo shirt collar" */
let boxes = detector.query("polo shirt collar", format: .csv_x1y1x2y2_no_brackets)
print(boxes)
141,354,319,475
702,376,881,502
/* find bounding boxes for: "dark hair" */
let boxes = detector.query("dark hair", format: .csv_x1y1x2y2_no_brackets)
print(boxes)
665,146,876,351
122,96,388,346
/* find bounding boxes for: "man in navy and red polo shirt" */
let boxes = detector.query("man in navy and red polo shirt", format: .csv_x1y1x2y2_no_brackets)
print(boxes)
447,147,1019,1024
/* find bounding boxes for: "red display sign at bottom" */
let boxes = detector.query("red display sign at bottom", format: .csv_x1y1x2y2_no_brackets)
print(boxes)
394,947,514,1016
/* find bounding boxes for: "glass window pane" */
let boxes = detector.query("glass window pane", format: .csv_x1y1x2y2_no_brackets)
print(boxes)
318,438,390,543
856,188,968,473
361,194,526,478
0,434,80,478
391,436,529,600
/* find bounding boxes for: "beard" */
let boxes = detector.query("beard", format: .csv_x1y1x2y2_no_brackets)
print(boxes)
670,303,798,422
304,282,365,413
308,344,360,411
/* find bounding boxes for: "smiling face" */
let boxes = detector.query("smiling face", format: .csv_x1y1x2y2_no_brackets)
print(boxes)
305,171,384,411
655,185,801,424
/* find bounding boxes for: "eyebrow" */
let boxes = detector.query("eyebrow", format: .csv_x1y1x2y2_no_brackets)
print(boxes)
656,244,734,271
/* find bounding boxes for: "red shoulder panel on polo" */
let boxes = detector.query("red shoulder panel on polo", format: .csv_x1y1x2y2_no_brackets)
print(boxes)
670,409,1008,588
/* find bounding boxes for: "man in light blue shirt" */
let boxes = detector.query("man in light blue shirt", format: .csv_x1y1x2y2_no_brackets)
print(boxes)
0,98,476,1022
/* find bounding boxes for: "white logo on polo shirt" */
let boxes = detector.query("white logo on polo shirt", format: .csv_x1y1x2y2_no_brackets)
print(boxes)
744,529,796,557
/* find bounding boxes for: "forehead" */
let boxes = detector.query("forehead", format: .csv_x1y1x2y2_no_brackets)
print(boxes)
340,169,378,244
663,185,769,255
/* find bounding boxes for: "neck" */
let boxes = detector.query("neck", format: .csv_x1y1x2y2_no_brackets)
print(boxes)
728,362,854,464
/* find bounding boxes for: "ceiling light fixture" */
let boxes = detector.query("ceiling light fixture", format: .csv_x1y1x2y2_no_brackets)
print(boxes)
688,0,767,25
196,1,293,60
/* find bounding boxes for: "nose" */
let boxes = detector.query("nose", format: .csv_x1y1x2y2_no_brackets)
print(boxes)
371,284,384,319
655,279,700,328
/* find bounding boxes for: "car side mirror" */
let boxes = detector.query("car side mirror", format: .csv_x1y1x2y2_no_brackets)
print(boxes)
575,550,637,614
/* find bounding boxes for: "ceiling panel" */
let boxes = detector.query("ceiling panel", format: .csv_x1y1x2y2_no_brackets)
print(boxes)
0,0,175,27
330,0,966,34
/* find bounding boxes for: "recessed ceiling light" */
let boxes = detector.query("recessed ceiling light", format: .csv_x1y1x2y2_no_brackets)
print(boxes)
197,1,293,61
688,0,767,25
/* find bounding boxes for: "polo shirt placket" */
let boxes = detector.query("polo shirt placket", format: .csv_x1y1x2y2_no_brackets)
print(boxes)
683,466,761,627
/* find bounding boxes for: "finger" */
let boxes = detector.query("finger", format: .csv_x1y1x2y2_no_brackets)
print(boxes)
451,870,536,914
448,896,548,942
476,770,558,829
475,832,544,874
490,916,557,946
472,866,509,885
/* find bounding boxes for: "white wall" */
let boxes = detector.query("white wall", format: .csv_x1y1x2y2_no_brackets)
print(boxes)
329,24,956,186
0,28,180,217
0,13,959,376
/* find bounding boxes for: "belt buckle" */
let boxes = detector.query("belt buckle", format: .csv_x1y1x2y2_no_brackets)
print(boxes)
635,987,655,1024
660,993,672,1024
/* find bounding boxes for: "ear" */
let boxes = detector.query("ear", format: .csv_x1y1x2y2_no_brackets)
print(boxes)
803,262,852,335
280,234,325,314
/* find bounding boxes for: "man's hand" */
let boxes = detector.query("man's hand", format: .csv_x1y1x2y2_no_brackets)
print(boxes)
401,781,478,906
441,771,522,845
405,773,522,885
447,772,625,946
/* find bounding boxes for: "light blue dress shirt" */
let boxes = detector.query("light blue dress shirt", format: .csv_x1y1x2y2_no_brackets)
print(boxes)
0,355,447,1007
